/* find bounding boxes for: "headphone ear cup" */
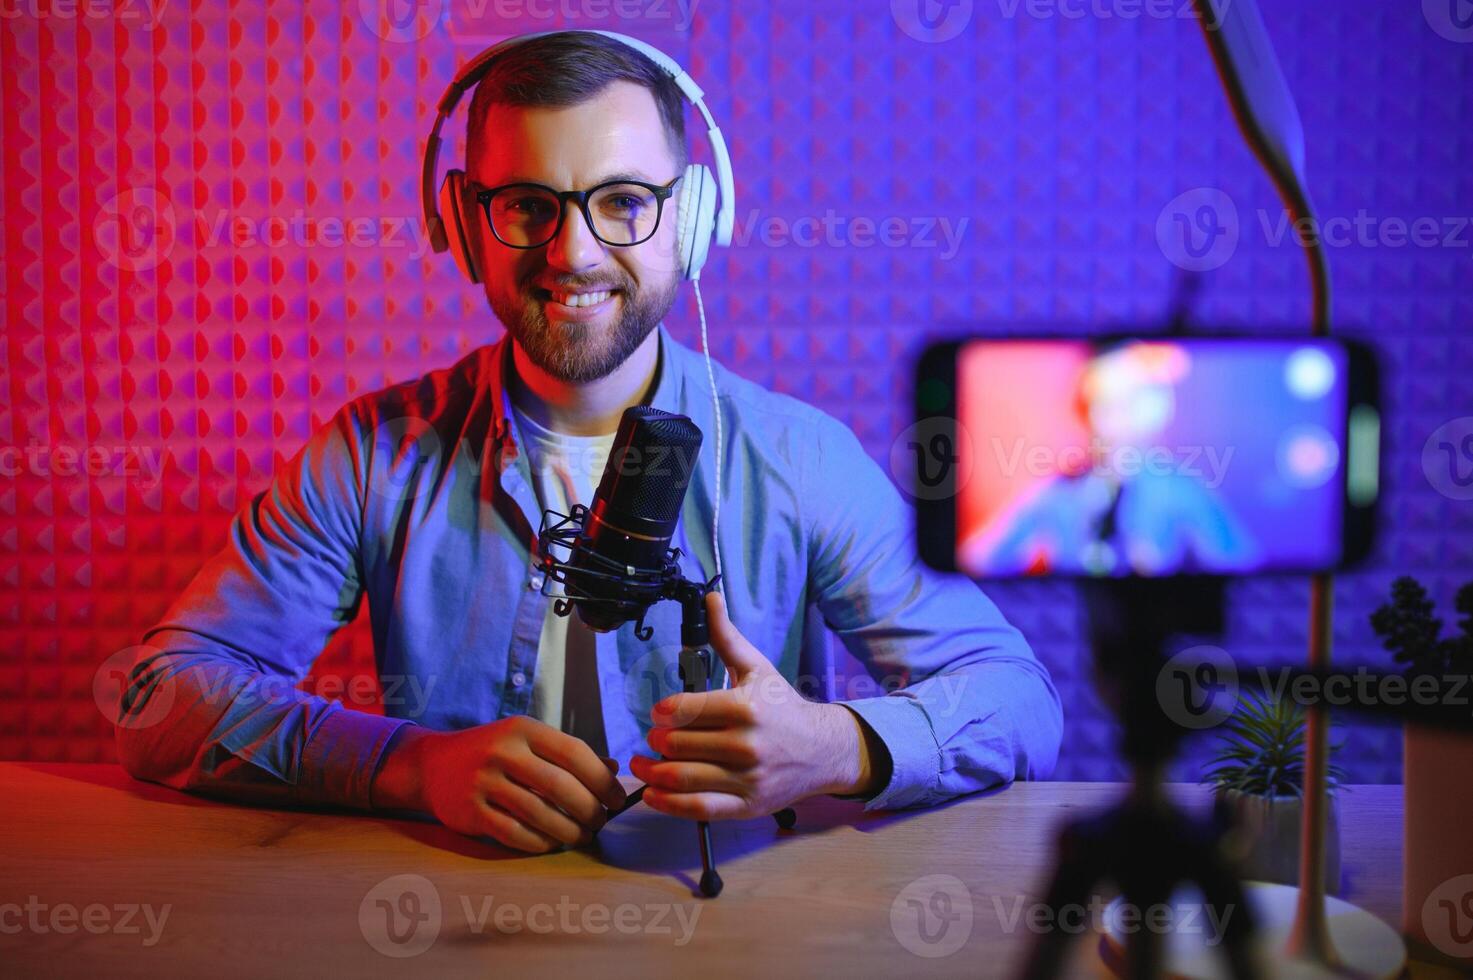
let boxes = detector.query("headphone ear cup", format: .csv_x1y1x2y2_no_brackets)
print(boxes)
675,163,718,280
438,169,480,284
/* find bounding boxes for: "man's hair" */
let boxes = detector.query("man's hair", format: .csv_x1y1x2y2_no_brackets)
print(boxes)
466,31,689,171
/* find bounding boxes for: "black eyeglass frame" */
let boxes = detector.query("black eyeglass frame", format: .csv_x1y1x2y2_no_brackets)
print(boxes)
472,175,683,250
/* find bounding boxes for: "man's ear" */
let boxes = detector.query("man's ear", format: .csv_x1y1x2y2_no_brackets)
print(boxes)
458,176,489,285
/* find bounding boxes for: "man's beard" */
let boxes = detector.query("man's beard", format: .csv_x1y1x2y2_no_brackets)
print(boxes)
489,268,680,384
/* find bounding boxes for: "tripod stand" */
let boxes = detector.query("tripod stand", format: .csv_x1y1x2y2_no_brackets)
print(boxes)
538,506,796,898
1020,578,1260,979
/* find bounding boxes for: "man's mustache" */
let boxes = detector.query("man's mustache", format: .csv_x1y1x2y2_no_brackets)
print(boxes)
525,276,632,293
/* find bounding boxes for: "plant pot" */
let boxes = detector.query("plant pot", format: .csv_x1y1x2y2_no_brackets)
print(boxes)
1218,788,1341,895
1403,722,1473,967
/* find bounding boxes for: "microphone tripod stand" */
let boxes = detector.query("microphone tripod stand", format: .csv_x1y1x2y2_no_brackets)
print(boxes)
538,506,797,898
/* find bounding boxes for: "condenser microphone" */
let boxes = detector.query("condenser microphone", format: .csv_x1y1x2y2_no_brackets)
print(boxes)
564,406,703,632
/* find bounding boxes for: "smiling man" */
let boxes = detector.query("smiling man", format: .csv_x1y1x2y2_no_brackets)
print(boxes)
115,31,1063,855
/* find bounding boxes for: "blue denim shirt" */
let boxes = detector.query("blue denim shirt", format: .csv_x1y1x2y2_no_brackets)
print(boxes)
116,325,1063,813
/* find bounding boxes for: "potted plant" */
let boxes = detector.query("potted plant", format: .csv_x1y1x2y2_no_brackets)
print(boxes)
1369,575,1473,966
1204,691,1347,894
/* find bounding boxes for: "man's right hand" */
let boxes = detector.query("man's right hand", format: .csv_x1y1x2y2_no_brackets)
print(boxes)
371,716,627,854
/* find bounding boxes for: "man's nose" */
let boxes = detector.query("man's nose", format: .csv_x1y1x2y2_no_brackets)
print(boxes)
545,201,606,273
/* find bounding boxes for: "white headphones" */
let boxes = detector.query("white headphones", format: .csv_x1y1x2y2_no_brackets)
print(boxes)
421,29,736,283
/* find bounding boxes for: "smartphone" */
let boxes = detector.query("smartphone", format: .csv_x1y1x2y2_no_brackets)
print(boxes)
912,336,1380,578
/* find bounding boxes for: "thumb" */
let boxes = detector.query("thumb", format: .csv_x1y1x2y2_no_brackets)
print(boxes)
705,590,771,683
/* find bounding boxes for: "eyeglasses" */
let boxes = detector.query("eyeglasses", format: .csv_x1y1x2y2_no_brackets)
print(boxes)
473,176,682,250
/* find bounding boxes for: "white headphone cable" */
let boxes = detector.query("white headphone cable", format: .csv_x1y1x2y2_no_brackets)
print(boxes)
692,275,723,595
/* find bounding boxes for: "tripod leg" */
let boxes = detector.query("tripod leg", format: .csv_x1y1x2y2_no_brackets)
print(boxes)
1019,819,1110,980
1117,881,1167,980
697,820,723,897
679,645,726,898
1187,843,1260,979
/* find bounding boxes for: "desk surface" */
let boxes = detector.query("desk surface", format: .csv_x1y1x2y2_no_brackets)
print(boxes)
0,764,1407,979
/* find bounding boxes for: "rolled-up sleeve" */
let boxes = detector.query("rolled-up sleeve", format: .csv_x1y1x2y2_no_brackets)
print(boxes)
805,415,1064,811
113,401,415,811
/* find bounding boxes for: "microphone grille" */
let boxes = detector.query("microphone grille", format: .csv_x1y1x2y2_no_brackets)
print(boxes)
594,406,703,531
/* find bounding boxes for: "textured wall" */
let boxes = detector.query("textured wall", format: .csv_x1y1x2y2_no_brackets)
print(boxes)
2,0,1469,784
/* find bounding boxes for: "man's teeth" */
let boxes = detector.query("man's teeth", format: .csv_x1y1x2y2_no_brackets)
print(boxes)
550,290,613,308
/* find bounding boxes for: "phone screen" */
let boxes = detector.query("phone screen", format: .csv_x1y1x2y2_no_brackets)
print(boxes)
915,337,1379,578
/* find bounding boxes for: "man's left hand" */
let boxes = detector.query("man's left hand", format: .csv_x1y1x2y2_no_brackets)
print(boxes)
630,591,880,820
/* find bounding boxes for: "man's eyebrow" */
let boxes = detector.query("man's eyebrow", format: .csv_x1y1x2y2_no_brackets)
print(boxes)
481,170,665,188
589,170,662,185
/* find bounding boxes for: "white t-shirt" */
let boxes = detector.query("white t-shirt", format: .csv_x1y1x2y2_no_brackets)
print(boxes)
510,400,617,757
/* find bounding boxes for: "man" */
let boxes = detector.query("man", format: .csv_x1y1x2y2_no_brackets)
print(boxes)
116,32,1063,855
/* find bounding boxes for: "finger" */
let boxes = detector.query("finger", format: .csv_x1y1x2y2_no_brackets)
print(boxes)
527,728,628,810
646,727,758,769
474,797,563,854
488,776,592,848
705,591,772,681
499,753,607,830
652,689,756,729
629,756,747,796
601,756,620,775
641,787,751,821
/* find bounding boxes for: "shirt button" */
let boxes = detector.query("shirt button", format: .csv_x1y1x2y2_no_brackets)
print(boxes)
511,671,527,688
528,572,545,591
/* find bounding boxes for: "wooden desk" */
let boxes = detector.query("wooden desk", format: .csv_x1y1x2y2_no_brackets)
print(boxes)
0,764,1412,978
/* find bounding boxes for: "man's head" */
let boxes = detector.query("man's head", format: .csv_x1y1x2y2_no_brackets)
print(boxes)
464,32,690,383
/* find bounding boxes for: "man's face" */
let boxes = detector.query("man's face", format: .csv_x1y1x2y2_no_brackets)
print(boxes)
467,81,685,383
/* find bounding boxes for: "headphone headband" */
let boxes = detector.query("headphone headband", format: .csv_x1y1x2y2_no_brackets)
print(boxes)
421,30,735,257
